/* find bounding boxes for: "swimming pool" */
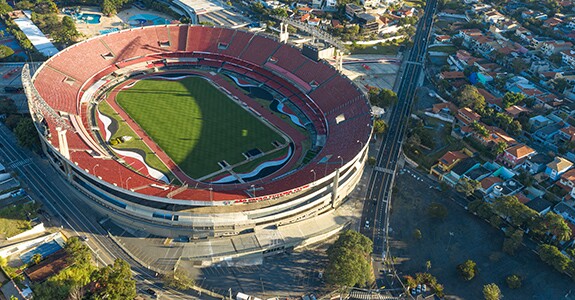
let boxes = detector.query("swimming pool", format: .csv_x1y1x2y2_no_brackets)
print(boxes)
77,13,101,24
128,14,170,27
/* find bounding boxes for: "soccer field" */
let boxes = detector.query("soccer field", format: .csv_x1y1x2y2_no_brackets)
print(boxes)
115,76,283,178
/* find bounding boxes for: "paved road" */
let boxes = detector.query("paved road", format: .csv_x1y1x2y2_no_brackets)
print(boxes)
360,0,438,287
0,124,199,299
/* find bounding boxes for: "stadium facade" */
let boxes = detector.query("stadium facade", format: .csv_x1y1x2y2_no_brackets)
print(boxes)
24,25,372,238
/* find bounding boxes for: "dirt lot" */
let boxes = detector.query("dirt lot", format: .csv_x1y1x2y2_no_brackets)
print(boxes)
389,169,575,300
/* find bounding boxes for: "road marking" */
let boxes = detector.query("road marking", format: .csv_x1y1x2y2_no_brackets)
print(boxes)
9,158,32,168
374,167,394,174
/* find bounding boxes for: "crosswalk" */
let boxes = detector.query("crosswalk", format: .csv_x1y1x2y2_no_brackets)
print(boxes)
347,290,398,300
9,158,32,169
374,166,394,174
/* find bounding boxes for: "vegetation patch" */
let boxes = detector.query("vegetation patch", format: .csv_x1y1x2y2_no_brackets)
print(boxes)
0,200,39,238
116,77,284,178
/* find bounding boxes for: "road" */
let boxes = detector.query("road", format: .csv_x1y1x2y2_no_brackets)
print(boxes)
360,0,438,287
0,124,199,299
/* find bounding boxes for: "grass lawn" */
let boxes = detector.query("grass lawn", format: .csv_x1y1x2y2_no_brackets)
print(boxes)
349,43,400,55
116,77,284,178
0,201,39,238
98,101,175,181
428,45,457,54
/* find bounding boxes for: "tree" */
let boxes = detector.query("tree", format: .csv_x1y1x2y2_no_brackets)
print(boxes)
52,16,80,45
0,45,14,59
471,121,489,137
0,0,13,14
549,53,562,65
456,177,481,197
457,85,485,112
89,259,136,300
428,202,448,220
14,117,40,151
506,274,522,289
541,212,573,242
413,229,422,240
502,228,523,255
31,253,43,265
457,259,478,281
369,88,397,108
538,244,570,272
502,92,525,108
325,230,373,287
101,0,117,16
0,97,17,115
373,119,387,135
509,120,522,135
483,283,502,300
553,78,570,94
425,260,431,271
162,269,194,290
493,141,508,156
510,58,528,74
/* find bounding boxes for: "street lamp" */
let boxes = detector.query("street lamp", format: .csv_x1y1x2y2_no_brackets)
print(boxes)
357,139,363,148
92,163,100,174
310,169,316,182
337,155,343,167
209,187,213,201
251,184,256,197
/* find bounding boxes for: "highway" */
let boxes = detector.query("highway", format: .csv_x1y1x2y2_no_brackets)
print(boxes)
360,0,438,274
0,124,198,299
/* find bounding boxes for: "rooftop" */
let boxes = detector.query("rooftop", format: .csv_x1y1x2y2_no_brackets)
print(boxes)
547,157,573,172
505,144,535,159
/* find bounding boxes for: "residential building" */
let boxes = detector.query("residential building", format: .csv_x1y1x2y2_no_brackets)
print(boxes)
439,71,465,80
500,144,536,168
554,202,575,224
430,150,469,178
523,153,554,174
561,49,575,68
525,197,553,215
545,156,573,181
558,168,575,199
455,107,481,126
483,10,506,24
345,3,363,19
442,157,480,186
357,13,379,34
558,126,575,143
479,176,503,194
541,41,573,57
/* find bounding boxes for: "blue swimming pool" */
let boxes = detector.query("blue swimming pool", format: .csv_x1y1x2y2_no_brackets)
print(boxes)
128,14,170,27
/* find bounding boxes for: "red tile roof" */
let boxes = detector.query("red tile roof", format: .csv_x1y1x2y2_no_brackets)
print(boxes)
505,144,535,159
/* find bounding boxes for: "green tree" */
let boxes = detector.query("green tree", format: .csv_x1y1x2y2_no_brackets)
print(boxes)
471,121,489,137
0,45,14,59
413,228,422,240
456,177,481,197
483,283,502,300
101,0,117,16
493,141,508,156
162,269,194,290
502,92,525,108
509,120,522,135
502,228,523,255
553,78,570,94
0,97,17,115
0,0,13,14
457,259,478,281
428,202,448,220
541,212,573,242
14,117,41,151
325,230,373,287
506,274,522,289
373,119,387,135
89,259,136,300
510,58,528,74
367,156,376,166
31,253,43,265
538,244,570,272
52,16,80,46
457,85,485,112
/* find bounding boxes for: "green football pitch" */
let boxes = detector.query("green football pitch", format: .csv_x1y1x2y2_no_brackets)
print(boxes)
115,76,284,178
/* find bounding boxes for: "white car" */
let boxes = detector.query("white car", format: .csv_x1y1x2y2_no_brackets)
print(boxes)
365,220,370,229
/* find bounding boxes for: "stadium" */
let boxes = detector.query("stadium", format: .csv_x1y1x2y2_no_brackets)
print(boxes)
24,24,372,239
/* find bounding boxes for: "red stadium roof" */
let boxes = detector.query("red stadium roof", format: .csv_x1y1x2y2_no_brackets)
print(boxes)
32,25,371,203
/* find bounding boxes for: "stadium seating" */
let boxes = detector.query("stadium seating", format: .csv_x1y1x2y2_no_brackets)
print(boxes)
33,25,371,200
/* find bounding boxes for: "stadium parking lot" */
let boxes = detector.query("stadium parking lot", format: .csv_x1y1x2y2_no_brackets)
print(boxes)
182,243,332,299
389,167,575,299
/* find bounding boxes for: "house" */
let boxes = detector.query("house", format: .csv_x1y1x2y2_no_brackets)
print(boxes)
500,144,536,168
478,88,503,111
561,49,575,68
483,10,506,24
432,102,458,114
543,17,563,28
442,157,480,186
24,249,70,283
545,157,573,181
463,164,492,182
558,126,575,143
345,3,363,19
473,125,517,147
479,176,503,194
439,71,465,80
456,107,481,126
505,105,530,118
430,150,469,178
541,41,573,57
525,197,553,215
486,178,524,200
523,153,554,174
554,202,575,224
435,35,451,43
533,122,565,144
529,115,553,130
558,168,575,199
